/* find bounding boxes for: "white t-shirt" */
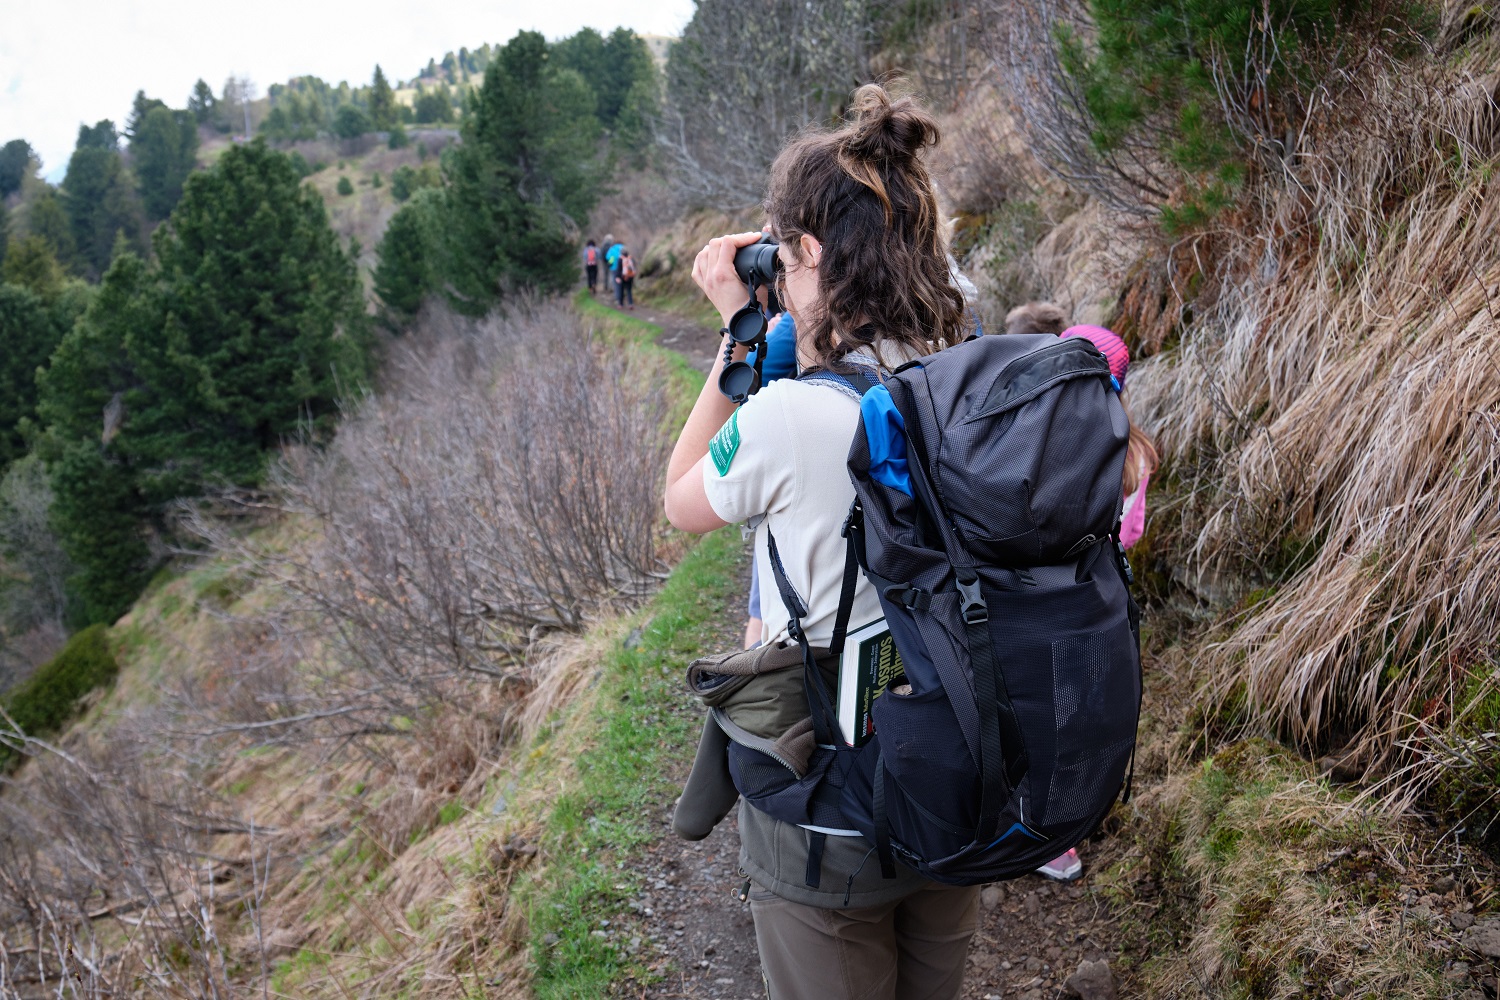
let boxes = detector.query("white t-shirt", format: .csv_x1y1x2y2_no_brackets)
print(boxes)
703,376,883,647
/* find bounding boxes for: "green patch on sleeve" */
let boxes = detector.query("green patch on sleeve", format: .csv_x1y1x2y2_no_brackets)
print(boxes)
709,410,741,476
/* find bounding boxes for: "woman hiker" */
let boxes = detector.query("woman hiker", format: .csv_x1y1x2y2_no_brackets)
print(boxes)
664,84,981,1000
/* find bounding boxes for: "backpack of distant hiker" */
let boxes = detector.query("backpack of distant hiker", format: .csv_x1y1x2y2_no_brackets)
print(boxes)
586,246,598,265
621,255,637,280
734,333,1143,887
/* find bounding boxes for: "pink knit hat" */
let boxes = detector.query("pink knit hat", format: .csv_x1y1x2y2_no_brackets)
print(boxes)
1061,325,1129,390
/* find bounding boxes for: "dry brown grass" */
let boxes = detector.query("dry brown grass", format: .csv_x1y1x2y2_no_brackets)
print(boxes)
1124,31,1500,797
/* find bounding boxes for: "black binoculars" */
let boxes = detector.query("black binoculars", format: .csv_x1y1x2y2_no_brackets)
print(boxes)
719,234,784,403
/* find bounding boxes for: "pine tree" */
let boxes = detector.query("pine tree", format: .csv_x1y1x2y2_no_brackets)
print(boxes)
374,186,445,322
0,140,34,199
332,104,371,139
0,283,66,467
118,141,366,488
38,144,369,620
369,65,397,131
74,120,118,152
132,106,199,220
187,79,217,124
442,30,602,313
0,236,66,299
62,131,142,278
124,91,168,139
24,192,77,273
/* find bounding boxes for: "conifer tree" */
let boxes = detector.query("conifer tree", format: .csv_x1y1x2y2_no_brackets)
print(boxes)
0,236,66,299
124,91,168,139
24,193,77,272
0,140,34,199
374,186,444,322
0,284,63,467
368,65,397,131
442,30,601,313
132,106,199,220
61,126,142,278
39,143,368,621
187,79,217,124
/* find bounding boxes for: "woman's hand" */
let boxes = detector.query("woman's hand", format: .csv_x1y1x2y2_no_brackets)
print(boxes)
692,231,766,327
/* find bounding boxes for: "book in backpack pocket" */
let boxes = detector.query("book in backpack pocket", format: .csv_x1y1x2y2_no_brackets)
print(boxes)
837,619,906,747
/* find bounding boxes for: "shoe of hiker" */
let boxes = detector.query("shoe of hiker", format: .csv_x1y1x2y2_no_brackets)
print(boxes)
1036,848,1083,882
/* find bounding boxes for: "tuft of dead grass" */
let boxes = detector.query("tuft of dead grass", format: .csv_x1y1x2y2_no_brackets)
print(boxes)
1124,28,1500,803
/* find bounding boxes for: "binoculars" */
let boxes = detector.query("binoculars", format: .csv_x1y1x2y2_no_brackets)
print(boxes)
719,235,783,403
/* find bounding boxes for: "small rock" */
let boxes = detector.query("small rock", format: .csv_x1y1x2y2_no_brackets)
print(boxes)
1329,979,1351,997
1022,991,1043,1000
703,943,717,956
981,885,1004,908
542,933,559,947
672,920,685,930
590,930,608,940
1444,961,1471,981
1025,956,1043,972
714,979,735,986
1064,959,1119,1000
1453,912,1476,931
1000,960,1013,971
624,626,645,650
1046,946,1063,963
1433,875,1458,894
1461,918,1500,959
1024,893,1041,916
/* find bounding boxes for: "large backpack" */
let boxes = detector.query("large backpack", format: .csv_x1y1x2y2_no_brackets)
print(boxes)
739,333,1142,886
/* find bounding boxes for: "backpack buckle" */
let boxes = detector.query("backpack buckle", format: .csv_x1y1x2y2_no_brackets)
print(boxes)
956,577,988,625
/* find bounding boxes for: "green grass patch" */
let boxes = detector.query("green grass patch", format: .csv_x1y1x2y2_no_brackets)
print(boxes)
0,624,119,770
572,289,706,427
515,527,745,998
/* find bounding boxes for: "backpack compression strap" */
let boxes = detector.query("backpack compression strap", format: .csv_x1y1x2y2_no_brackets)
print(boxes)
887,377,1031,843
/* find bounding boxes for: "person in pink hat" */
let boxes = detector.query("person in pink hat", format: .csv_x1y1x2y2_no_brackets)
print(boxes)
1030,324,1158,884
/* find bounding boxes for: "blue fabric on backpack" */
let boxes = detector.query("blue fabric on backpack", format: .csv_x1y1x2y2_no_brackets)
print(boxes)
748,313,798,382
860,384,911,497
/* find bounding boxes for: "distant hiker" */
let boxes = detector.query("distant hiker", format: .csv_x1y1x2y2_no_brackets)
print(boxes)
1063,325,1157,548
583,239,600,293
665,84,981,1000
1004,300,1067,336
615,248,637,309
604,237,624,283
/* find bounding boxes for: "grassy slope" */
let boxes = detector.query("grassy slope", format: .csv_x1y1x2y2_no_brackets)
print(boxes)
49,298,737,997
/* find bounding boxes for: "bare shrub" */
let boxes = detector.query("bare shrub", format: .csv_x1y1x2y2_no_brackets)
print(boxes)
186,300,673,746
0,727,276,998
657,0,884,208
0,456,71,689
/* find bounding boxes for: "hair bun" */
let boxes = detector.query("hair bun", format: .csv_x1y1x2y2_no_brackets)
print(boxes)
840,84,939,166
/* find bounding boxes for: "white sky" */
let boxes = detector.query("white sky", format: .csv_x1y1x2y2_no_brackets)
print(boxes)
0,0,696,181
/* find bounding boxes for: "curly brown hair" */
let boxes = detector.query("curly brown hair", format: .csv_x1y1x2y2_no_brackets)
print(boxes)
765,84,969,372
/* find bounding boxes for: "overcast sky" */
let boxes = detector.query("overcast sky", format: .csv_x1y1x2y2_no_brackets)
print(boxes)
0,0,696,181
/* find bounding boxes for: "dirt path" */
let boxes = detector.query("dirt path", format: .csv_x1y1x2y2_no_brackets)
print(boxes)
614,294,1136,1000
592,287,722,375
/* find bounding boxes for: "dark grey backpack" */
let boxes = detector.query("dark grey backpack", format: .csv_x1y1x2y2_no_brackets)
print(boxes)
751,332,1142,886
